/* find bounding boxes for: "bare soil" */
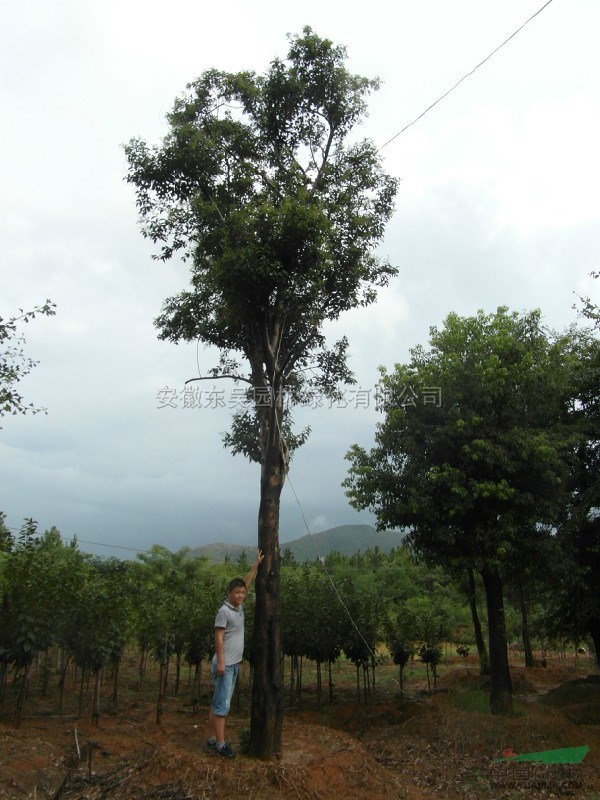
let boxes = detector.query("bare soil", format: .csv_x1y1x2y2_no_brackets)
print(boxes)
1,657,599,799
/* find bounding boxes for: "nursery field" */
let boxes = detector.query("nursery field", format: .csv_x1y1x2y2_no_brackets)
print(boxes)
0,651,599,799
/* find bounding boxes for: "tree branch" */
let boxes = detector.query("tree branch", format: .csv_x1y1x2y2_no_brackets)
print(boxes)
184,374,253,385
309,122,335,197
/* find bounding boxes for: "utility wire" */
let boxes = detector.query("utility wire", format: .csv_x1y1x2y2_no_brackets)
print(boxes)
377,0,556,152
69,538,148,553
3,524,149,554
13,0,556,587
59,2,554,563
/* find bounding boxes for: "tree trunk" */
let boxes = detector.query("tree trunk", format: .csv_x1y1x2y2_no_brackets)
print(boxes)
156,661,165,725
192,662,200,714
589,620,600,671
58,654,71,714
0,661,7,702
111,656,121,709
15,662,31,729
248,423,284,759
92,670,101,725
518,582,536,668
316,661,322,708
41,648,50,696
78,666,86,718
163,651,170,695
174,652,181,696
138,647,147,688
480,565,513,715
466,567,490,675
289,655,296,707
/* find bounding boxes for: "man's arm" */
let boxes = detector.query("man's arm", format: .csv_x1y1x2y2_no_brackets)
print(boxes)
244,549,264,589
215,627,226,675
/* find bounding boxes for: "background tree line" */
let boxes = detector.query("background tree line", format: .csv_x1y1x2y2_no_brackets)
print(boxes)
0,513,591,727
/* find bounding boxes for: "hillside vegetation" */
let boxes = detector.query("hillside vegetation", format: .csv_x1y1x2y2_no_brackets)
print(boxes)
186,524,406,563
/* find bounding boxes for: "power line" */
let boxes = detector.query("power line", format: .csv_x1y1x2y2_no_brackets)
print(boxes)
70,538,148,553
377,0,557,152
107,0,558,568
3,524,149,554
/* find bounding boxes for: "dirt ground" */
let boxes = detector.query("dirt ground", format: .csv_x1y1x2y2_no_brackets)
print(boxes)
0,658,599,799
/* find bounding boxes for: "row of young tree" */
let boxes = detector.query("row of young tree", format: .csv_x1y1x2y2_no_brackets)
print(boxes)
0,521,236,727
0,514,590,727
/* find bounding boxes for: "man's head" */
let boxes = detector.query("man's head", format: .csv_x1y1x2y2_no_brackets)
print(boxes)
227,577,247,607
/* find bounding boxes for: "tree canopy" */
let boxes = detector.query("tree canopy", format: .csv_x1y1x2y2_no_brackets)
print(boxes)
124,27,397,450
344,307,579,712
547,280,600,664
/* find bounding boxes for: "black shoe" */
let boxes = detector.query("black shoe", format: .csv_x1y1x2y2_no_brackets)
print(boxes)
216,743,236,758
206,739,217,751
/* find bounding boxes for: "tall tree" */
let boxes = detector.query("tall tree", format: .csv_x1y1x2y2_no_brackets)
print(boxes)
463,567,490,675
124,28,397,757
344,308,577,714
548,287,600,665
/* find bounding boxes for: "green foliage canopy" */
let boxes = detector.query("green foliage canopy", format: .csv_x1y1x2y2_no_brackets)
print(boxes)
124,27,398,460
546,282,600,664
344,307,578,565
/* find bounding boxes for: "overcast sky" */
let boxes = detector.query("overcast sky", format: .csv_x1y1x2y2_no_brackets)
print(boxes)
2,0,599,558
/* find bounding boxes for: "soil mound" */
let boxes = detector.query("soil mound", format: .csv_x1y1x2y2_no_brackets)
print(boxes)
540,674,600,724
360,694,600,799
0,717,401,800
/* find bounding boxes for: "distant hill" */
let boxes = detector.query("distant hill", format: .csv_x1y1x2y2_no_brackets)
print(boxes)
187,524,407,563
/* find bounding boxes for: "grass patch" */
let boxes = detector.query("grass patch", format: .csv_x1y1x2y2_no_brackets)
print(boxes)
448,688,490,714
448,689,528,717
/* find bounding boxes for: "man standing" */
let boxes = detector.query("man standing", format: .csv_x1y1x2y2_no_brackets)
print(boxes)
206,549,263,757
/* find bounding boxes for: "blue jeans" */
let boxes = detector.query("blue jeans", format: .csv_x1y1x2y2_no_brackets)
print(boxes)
210,662,239,716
